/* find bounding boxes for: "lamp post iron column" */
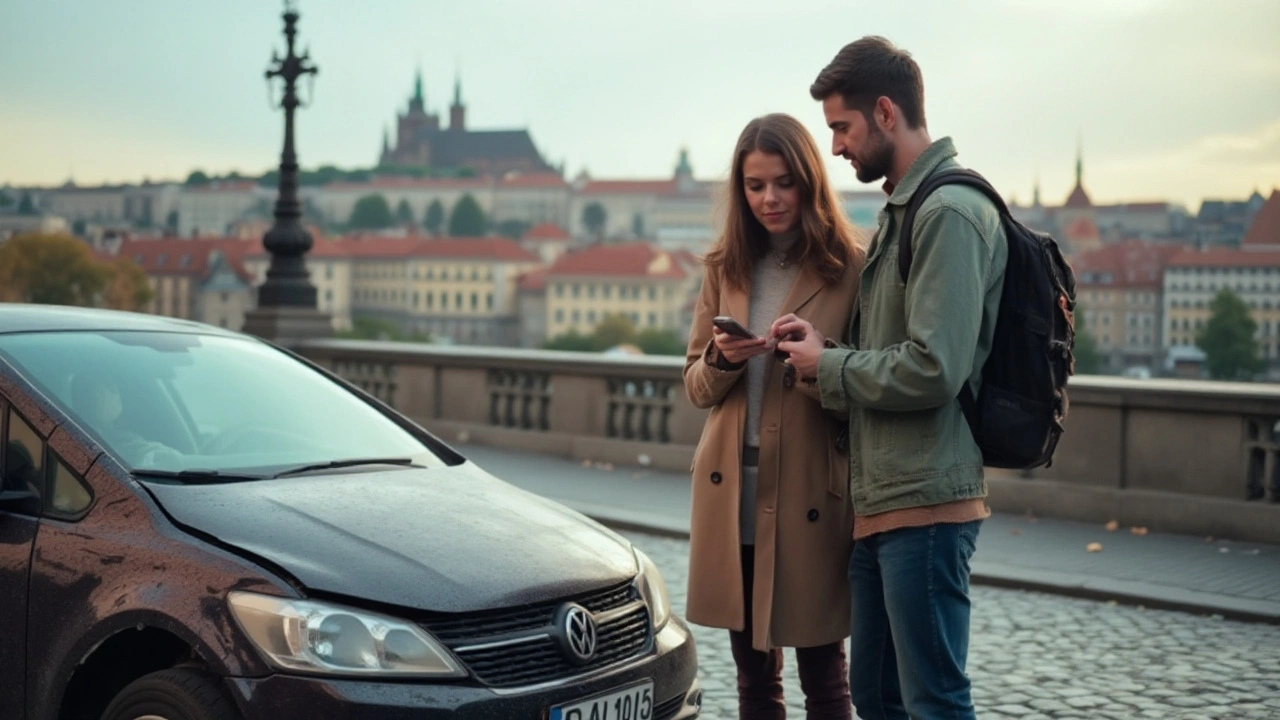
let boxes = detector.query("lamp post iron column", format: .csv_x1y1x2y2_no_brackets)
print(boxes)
258,2,318,308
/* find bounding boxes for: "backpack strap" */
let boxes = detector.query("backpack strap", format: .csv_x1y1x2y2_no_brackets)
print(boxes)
896,167,1010,438
897,168,1010,284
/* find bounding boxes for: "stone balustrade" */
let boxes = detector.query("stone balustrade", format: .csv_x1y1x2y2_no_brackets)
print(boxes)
297,339,1280,544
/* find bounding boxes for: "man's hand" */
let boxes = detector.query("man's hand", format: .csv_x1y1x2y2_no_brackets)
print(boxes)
712,327,772,365
772,314,826,379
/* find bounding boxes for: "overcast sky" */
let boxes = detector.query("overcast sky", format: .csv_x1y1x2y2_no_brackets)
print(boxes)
2,0,1277,210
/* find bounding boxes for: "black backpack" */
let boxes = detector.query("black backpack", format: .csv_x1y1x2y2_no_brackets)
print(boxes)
898,168,1077,470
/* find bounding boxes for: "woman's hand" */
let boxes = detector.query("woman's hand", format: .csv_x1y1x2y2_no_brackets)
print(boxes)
712,327,773,365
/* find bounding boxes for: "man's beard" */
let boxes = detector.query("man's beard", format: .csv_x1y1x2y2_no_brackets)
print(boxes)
853,125,895,184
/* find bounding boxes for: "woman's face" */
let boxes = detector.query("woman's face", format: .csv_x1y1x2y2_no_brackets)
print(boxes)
742,150,800,235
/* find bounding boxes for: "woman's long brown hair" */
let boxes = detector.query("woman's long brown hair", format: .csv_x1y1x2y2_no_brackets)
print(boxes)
704,113,863,291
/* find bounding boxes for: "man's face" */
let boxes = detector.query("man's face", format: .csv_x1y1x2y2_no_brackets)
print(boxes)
822,94,895,185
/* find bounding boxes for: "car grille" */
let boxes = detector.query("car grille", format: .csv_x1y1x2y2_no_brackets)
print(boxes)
654,692,686,720
420,581,653,688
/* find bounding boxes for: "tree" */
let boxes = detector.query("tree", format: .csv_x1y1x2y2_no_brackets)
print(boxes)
1072,305,1102,374
448,194,488,237
1197,289,1263,380
101,256,154,311
0,233,106,306
495,219,530,240
635,328,687,356
348,194,395,230
543,330,595,352
185,170,210,186
395,198,415,226
424,199,445,235
17,191,37,215
583,202,607,240
592,313,636,351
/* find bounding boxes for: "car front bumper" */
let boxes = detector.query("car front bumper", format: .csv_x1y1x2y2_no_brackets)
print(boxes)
227,616,700,719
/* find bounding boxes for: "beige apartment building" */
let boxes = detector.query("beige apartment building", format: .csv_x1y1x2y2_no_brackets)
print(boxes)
543,242,700,340
345,235,541,345
1071,240,1187,372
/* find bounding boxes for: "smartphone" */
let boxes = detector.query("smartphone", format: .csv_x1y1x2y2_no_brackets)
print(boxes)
712,316,756,339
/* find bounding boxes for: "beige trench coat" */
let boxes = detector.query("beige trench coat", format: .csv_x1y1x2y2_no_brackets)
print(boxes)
682,258,861,651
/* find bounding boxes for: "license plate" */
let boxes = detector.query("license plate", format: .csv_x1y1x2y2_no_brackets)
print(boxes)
549,679,654,720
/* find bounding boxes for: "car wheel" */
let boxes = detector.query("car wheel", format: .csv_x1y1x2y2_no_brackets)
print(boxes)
102,668,241,720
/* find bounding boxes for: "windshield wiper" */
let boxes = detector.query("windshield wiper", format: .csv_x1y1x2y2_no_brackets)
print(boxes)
133,469,268,484
271,457,421,479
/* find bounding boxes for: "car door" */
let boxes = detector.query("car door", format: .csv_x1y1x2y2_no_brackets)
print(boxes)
0,398,46,720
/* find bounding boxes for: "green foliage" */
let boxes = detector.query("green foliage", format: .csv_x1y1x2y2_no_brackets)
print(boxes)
185,170,210,185
634,328,687,356
543,314,687,356
448,194,488,237
336,317,432,343
495,219,531,240
582,202,607,239
1072,304,1103,374
348,194,395,230
542,329,595,352
424,199,445,235
1197,289,1263,380
592,313,636,350
395,198,415,226
0,233,149,310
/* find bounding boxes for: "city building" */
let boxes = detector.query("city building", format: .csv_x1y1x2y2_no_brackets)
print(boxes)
378,69,553,177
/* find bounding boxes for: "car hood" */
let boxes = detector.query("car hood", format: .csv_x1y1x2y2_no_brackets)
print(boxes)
142,462,638,613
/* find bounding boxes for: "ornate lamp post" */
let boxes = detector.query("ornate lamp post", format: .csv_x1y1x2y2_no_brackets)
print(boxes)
259,0,318,307
244,0,331,341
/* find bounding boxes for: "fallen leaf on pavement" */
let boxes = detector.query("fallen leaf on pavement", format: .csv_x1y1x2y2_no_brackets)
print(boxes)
1130,526,1149,536
1105,520,1119,531
1087,542,1104,553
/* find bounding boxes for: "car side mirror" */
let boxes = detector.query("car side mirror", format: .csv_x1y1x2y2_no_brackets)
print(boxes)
0,489,37,510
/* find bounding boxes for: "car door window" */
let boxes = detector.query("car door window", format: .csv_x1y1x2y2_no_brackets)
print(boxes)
48,451,93,519
3,407,44,516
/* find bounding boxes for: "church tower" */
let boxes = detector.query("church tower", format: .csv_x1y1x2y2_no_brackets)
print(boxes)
449,73,466,132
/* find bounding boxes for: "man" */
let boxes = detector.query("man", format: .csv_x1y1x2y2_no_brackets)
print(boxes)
773,36,1007,720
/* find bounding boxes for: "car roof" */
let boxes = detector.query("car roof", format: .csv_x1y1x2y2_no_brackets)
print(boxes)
0,303,245,338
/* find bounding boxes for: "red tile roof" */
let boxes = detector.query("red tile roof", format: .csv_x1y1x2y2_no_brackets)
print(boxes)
188,180,259,193
1168,247,1280,269
525,222,571,241
117,237,259,282
1071,240,1189,289
545,242,686,279
579,180,678,196
499,172,568,189
1064,183,1092,209
1063,215,1100,241
518,267,549,292
1242,190,1280,248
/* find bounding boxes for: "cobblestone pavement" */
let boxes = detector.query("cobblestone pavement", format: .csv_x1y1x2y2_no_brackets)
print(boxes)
623,531,1280,720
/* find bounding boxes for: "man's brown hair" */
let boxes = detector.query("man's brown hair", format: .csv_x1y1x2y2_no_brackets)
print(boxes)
810,36,926,130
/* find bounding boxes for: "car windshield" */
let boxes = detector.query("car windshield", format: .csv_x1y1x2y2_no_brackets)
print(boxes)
0,330,441,476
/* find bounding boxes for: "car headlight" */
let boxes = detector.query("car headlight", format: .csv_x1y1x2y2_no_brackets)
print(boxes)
227,591,465,678
633,547,671,630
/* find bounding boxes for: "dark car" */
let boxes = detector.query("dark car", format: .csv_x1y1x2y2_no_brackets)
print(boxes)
0,305,701,720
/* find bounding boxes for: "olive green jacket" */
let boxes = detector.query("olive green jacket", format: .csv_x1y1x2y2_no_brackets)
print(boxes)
816,137,1008,517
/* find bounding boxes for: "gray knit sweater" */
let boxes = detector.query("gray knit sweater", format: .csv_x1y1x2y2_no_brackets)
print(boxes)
740,228,801,544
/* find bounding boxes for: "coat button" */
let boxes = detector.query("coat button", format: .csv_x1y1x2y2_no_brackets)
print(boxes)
807,509,819,521
710,472,722,484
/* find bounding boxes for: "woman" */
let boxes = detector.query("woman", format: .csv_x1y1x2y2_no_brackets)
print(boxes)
683,113,865,719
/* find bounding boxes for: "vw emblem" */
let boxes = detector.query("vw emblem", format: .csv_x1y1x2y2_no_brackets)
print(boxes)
557,603,598,664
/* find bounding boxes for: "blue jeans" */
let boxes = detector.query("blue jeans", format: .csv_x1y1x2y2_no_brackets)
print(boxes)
847,521,981,720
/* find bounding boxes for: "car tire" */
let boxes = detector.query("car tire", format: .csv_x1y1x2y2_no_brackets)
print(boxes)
102,667,241,720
